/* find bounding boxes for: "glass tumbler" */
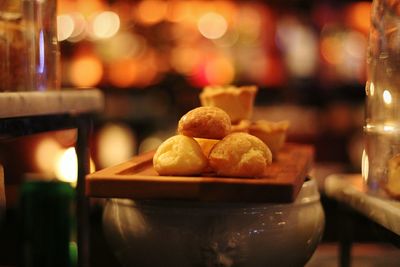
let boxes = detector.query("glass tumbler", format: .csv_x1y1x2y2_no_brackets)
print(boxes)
363,0,400,199
0,0,60,91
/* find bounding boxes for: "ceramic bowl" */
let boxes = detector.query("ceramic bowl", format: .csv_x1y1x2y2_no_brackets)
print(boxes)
103,178,325,267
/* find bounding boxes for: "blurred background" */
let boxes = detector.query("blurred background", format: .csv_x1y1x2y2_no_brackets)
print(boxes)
2,0,371,191
56,0,368,174
2,0,396,266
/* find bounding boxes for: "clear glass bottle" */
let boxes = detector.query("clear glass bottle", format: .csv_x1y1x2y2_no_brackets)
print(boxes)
23,0,60,91
0,0,60,91
363,0,400,198
0,0,27,91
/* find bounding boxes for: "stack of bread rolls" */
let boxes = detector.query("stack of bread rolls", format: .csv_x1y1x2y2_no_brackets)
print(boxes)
153,106,272,177
153,85,289,178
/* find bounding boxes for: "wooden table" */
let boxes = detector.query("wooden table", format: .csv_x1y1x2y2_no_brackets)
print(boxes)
0,89,104,267
324,174,400,267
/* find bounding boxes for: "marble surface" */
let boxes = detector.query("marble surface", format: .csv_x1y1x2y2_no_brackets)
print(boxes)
0,89,104,118
324,174,400,236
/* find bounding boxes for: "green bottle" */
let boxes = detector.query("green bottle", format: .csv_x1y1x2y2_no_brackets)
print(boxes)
19,180,75,267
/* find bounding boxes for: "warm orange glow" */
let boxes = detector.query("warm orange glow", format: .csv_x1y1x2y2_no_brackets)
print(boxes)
36,138,63,174
77,0,106,17
191,2,216,22
66,13,87,42
205,56,235,85
165,1,188,22
346,2,371,33
54,129,77,147
198,12,228,39
91,11,120,39
57,14,75,41
171,45,201,74
344,31,367,59
108,59,138,88
134,51,160,87
69,55,103,87
55,147,96,186
97,32,145,62
321,36,342,65
55,147,77,184
111,1,134,23
107,51,160,88
58,0,76,14
166,1,236,25
97,123,136,168
136,0,167,25
237,5,262,44
214,1,237,24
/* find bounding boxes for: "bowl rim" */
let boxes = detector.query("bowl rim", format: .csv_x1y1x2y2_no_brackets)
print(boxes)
106,178,321,211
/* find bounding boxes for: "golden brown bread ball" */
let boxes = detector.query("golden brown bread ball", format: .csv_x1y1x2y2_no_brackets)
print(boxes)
209,132,272,177
178,106,231,139
153,135,207,176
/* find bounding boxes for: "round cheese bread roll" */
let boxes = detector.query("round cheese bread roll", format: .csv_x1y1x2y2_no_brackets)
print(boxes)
209,132,272,177
178,106,231,139
153,135,207,176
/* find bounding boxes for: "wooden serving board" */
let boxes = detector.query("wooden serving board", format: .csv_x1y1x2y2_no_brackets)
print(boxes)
86,143,314,203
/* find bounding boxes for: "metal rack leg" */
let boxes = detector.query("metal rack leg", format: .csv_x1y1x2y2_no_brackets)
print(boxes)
0,164,5,210
338,203,354,267
76,115,92,267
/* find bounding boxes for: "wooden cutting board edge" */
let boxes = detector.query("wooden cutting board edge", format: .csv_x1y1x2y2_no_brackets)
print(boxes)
86,143,314,203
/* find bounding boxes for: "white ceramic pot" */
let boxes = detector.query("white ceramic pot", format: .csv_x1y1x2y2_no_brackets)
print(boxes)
103,178,325,267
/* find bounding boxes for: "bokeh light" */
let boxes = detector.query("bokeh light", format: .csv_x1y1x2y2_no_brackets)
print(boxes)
91,11,120,39
198,12,228,40
69,55,103,87
346,2,371,33
35,138,62,174
57,14,75,41
97,123,137,168
67,13,88,41
55,147,78,184
136,0,167,25
321,34,343,65
204,56,235,85
56,0,370,89
170,45,202,75
55,147,96,186
95,32,145,62
76,0,106,17
138,137,163,154
108,59,139,88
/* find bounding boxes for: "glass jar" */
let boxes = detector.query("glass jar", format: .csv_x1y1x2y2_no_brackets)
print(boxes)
0,0,60,91
363,0,400,198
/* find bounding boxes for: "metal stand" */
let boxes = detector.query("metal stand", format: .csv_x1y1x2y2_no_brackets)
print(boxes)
0,90,103,267
76,115,92,267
